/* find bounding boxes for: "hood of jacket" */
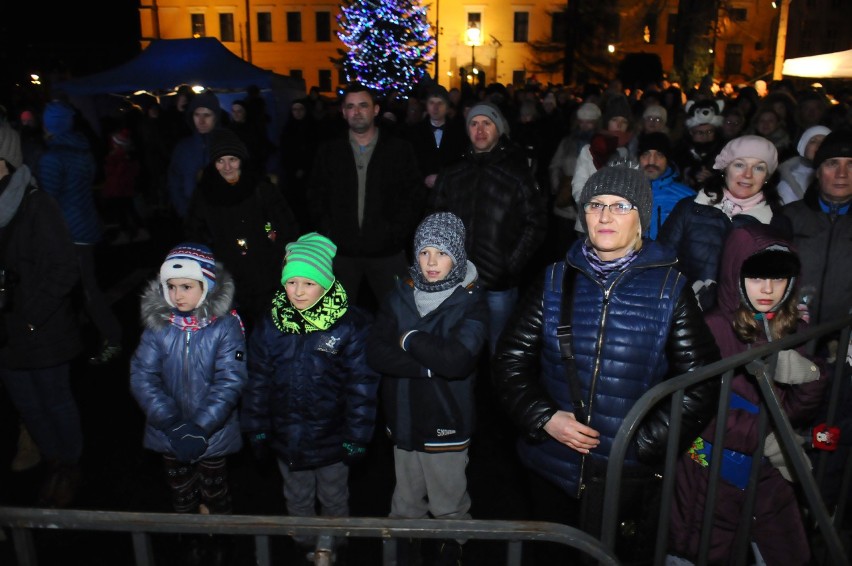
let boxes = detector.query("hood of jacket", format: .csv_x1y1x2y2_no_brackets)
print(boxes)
715,224,798,318
139,262,237,329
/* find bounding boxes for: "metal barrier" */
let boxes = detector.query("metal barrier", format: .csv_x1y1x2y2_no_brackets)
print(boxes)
1,315,850,566
0,507,620,566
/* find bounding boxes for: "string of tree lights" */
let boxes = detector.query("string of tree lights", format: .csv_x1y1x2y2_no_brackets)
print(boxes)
335,0,436,97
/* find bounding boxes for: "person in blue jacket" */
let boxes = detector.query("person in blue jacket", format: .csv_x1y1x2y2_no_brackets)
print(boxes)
130,243,247,518
367,212,488,565
636,132,695,240
241,232,380,563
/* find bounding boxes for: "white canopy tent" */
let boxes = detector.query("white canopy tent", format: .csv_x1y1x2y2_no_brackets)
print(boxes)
782,49,852,78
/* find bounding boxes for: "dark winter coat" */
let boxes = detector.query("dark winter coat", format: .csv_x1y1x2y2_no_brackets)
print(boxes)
493,240,721,497
367,264,488,452
185,165,299,326
0,166,82,369
429,139,547,290
129,268,247,459
669,224,827,566
308,128,425,258
781,187,852,325
241,306,380,470
37,131,102,244
168,128,217,218
658,190,791,311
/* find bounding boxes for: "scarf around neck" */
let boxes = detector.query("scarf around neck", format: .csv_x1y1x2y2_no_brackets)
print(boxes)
580,239,640,281
719,188,766,218
271,279,348,334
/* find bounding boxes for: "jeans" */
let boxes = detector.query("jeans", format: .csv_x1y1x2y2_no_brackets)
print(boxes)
485,287,519,355
0,364,83,464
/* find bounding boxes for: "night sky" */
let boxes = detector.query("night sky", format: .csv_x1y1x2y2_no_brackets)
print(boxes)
1,0,141,103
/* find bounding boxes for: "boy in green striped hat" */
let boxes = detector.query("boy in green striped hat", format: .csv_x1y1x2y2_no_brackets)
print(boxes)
241,231,380,563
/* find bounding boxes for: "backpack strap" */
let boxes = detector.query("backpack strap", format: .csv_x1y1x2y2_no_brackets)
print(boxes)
554,263,586,423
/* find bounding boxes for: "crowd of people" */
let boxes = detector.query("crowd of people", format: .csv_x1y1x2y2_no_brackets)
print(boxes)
0,73,851,566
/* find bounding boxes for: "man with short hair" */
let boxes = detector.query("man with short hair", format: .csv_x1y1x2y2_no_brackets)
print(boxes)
637,132,695,239
430,102,546,352
781,129,852,325
405,85,467,189
308,83,424,308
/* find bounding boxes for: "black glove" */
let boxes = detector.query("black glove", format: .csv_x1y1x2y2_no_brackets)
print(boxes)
167,421,208,462
248,431,272,464
342,441,367,465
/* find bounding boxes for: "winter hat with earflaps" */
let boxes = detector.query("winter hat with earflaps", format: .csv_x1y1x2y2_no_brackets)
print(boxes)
160,243,217,308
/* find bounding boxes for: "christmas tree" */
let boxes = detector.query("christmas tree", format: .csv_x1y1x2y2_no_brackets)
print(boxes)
335,0,436,97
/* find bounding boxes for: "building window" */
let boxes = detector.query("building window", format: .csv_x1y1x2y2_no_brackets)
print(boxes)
729,8,747,22
755,41,764,50
257,12,272,42
191,14,206,38
338,68,348,86
643,13,657,43
724,43,743,76
513,12,529,43
512,70,526,86
290,69,303,80
316,11,331,42
666,13,678,45
552,11,567,43
287,12,302,42
318,70,333,92
219,13,234,42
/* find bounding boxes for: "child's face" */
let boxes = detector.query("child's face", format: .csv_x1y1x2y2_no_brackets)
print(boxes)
744,277,789,313
418,246,454,283
285,277,325,310
167,278,204,312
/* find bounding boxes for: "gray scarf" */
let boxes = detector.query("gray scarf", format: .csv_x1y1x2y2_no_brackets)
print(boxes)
0,165,32,228
413,261,478,316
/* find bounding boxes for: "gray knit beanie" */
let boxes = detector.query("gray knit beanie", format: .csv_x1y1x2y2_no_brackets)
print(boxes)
411,212,468,290
466,102,508,137
579,162,652,234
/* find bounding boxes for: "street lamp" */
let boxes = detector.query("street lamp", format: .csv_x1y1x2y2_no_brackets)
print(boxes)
465,23,482,75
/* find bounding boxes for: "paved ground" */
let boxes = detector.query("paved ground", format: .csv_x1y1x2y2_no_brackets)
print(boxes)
0,225,537,566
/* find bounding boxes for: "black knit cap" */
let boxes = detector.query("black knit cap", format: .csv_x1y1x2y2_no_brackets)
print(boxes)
637,132,672,162
813,129,852,169
209,129,249,162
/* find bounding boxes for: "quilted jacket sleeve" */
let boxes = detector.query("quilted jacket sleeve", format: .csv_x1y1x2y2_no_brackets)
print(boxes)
634,287,722,464
492,272,558,442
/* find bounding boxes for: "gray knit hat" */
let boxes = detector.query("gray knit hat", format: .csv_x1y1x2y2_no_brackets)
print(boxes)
411,212,468,289
466,102,508,137
579,162,652,234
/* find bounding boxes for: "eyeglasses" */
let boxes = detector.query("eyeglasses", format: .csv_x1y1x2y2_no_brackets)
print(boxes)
583,201,637,215
644,116,663,123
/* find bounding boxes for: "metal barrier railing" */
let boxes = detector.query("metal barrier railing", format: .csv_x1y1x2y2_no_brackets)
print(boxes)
1,315,850,566
602,313,852,566
0,507,620,566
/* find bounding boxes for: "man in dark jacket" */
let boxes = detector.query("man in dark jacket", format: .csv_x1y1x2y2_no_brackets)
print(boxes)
309,83,425,309
405,85,467,190
781,129,852,326
0,157,84,508
430,102,547,352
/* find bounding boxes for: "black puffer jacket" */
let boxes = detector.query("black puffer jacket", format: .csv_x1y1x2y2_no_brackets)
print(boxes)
429,139,547,290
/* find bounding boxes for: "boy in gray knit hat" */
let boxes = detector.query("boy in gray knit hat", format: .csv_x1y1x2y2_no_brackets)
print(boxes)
367,212,488,565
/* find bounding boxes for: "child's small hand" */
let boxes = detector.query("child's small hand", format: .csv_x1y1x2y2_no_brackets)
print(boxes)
167,421,208,462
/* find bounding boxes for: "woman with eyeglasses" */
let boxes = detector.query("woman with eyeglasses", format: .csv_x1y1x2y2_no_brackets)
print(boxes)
658,135,792,312
493,162,721,564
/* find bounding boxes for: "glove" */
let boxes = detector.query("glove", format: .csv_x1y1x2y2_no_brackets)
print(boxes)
342,441,367,465
167,421,208,462
248,431,272,463
773,350,820,385
764,432,811,482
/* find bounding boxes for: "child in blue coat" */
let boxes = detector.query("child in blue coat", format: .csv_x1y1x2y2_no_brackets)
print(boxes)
130,243,247,516
241,232,380,561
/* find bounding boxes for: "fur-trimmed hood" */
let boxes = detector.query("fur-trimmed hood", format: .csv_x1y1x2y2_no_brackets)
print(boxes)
139,262,236,329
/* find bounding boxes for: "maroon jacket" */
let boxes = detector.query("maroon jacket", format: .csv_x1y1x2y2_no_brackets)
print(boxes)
668,224,827,565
